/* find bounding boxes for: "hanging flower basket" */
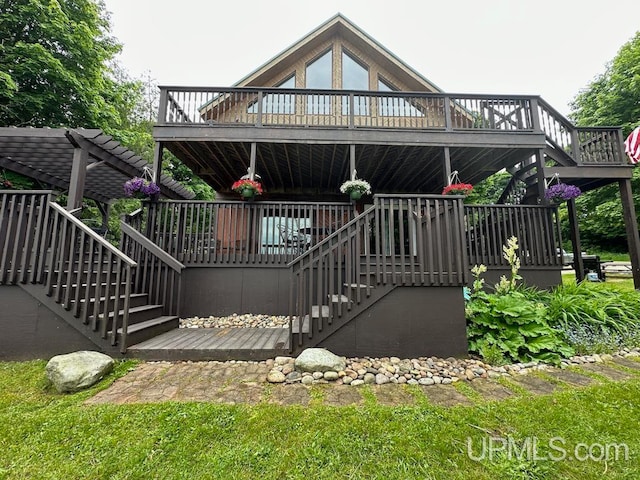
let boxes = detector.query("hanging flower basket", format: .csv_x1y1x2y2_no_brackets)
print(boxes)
232,179,263,199
442,183,473,197
124,177,160,200
544,182,581,203
340,179,371,200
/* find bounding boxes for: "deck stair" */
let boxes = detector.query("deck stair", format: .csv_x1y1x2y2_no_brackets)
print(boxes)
499,98,626,205
288,194,468,355
1,193,183,354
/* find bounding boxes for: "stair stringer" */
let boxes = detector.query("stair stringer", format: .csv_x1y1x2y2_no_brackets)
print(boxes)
18,282,120,355
290,280,397,356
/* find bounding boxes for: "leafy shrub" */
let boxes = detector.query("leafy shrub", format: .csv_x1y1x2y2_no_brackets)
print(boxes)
466,237,574,365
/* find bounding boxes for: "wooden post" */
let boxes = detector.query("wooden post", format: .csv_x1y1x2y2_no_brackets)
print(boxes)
443,147,452,187
534,149,547,204
152,141,164,184
566,198,584,283
350,144,356,179
444,96,452,131
619,179,640,289
249,142,257,180
67,147,88,210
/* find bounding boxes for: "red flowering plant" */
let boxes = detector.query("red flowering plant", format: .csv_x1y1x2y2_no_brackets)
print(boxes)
442,183,473,197
231,178,263,197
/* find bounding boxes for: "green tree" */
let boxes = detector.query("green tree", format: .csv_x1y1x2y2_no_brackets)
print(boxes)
0,0,121,127
569,31,640,253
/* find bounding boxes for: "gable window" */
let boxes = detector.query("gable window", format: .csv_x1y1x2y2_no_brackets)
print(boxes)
306,50,332,114
248,75,295,114
342,50,369,115
378,78,424,117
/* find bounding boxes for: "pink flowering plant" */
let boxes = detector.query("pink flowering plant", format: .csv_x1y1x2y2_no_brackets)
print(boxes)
442,183,473,197
545,183,581,203
232,179,264,196
124,177,160,199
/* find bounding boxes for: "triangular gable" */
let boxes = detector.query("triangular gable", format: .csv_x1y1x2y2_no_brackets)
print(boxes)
233,13,443,93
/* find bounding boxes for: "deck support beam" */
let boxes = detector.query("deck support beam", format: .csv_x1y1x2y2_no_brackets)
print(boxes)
152,142,164,184
534,149,547,204
249,142,257,180
349,144,356,179
619,178,640,289
443,146,452,187
67,147,88,211
566,198,584,283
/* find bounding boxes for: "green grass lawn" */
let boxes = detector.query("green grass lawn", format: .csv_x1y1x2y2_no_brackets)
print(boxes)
1,360,640,479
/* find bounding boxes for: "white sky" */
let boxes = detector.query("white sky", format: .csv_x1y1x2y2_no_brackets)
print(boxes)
103,0,639,116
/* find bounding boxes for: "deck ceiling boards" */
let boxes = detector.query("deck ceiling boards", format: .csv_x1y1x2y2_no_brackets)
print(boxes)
0,128,194,202
165,139,537,195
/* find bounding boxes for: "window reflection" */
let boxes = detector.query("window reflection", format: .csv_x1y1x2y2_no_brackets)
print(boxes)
378,79,424,117
306,50,332,114
248,75,295,114
342,51,369,115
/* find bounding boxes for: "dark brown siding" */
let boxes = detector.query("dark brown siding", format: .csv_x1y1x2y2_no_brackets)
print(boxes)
319,287,468,358
180,267,291,317
0,286,100,360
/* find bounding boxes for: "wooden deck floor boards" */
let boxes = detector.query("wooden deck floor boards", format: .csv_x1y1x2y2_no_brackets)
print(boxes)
127,327,291,361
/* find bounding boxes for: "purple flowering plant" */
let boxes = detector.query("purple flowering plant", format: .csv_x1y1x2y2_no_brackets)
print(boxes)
124,177,160,199
545,182,581,203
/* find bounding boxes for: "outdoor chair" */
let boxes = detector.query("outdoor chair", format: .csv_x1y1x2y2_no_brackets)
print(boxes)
278,224,311,254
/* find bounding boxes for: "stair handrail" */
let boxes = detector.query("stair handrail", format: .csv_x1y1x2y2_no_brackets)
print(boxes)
47,202,137,353
121,223,184,272
286,204,376,269
49,203,137,266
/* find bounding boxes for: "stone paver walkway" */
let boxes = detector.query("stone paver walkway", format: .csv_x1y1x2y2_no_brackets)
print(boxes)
85,359,640,407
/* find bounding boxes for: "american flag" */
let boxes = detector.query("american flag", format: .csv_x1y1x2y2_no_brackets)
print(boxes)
624,126,640,164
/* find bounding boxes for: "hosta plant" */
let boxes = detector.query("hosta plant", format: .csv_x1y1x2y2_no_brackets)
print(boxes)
465,236,574,365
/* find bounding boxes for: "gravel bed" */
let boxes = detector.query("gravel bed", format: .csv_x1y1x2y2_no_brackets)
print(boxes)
180,313,289,329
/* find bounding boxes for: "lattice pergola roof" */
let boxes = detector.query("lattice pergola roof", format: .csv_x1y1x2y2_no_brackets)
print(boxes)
0,127,195,203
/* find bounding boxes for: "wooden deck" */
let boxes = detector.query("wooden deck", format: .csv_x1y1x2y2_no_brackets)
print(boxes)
126,327,290,361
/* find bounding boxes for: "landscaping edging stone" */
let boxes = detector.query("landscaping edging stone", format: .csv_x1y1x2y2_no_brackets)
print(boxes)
265,348,640,386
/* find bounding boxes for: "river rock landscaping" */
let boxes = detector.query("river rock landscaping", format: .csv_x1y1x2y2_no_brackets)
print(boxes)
264,348,640,386
179,312,640,386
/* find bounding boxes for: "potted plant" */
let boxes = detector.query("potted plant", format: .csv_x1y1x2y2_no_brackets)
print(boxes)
544,182,581,203
232,178,263,199
340,179,372,200
124,177,161,200
1,179,13,189
442,182,473,197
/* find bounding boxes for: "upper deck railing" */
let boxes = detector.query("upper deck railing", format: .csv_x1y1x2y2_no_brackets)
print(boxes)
158,86,536,131
158,87,625,165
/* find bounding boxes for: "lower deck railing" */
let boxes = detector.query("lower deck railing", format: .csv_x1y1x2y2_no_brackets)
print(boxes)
127,200,356,266
123,198,563,271
464,204,561,268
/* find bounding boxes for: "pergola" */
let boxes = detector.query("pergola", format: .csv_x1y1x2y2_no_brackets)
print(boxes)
0,127,195,224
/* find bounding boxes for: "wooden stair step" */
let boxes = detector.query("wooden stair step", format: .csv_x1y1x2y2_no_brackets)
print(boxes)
291,316,310,333
99,304,164,325
116,315,179,346
329,294,350,303
344,283,373,289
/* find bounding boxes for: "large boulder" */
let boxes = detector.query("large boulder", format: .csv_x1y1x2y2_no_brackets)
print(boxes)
45,351,114,393
294,348,346,373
